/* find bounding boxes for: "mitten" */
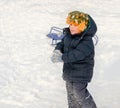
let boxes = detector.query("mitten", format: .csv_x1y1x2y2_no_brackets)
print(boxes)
51,50,63,63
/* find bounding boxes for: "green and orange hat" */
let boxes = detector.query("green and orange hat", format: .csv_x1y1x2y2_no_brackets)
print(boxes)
66,11,90,31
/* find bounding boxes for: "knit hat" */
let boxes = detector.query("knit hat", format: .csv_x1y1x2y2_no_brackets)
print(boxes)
66,11,89,31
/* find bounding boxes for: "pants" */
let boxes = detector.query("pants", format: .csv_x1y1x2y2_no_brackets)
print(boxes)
66,81,97,108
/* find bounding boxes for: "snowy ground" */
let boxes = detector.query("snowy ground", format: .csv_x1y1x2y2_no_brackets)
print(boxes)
0,0,120,108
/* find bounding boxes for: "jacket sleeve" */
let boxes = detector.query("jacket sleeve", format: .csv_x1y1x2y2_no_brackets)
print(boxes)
62,36,94,63
55,38,64,53
55,28,69,53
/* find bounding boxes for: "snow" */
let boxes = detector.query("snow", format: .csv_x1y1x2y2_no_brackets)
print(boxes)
0,0,120,108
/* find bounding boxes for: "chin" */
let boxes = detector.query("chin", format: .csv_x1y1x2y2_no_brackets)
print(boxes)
71,32,77,35
70,32,76,35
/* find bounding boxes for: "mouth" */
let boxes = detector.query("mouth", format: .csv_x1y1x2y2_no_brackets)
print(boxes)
70,31,76,35
70,29,74,32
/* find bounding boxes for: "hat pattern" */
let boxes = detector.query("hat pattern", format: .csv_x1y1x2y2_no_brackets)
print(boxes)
66,11,89,31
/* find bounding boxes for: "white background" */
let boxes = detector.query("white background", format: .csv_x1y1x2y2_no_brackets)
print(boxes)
0,0,120,108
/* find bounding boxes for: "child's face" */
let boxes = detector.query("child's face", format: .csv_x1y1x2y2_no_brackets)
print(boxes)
69,24,82,35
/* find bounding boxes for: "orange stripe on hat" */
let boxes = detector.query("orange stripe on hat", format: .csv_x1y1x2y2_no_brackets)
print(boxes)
66,11,89,32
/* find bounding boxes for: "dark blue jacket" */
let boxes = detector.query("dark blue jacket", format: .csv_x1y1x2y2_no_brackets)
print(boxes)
55,15,97,83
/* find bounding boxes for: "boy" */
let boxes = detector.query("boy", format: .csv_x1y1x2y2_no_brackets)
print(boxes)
52,11,97,108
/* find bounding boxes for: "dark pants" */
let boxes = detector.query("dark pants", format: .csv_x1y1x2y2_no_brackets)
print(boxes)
66,81,97,108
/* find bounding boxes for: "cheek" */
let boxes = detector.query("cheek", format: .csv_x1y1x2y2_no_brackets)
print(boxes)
69,25,82,34
75,26,82,33
70,27,78,32
70,29,78,34
70,26,76,31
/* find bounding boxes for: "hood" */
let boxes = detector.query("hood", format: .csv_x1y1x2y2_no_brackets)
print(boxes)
85,15,97,37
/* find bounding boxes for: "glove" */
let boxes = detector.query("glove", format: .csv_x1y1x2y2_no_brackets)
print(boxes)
51,50,63,63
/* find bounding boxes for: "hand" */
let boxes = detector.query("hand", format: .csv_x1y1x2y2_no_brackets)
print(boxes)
51,50,63,63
